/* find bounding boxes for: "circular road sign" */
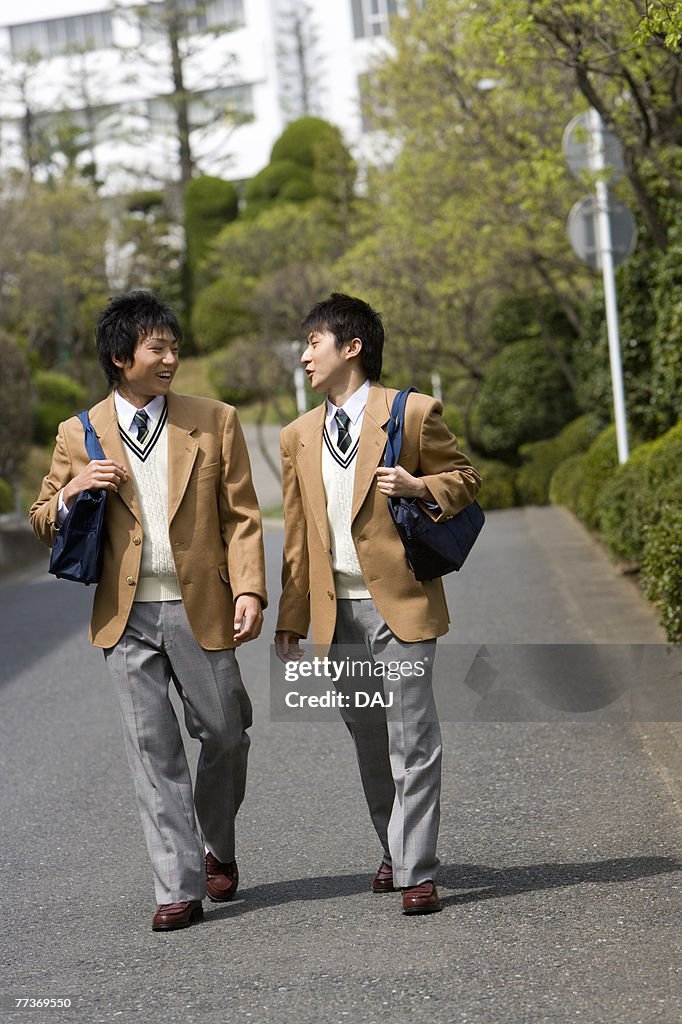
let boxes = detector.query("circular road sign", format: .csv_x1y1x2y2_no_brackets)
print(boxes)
567,196,637,271
563,112,625,182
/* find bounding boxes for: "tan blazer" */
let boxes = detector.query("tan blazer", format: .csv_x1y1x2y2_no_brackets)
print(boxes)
276,383,481,647
30,391,267,650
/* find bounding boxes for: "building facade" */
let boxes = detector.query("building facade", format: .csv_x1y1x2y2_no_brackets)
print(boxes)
0,0,400,193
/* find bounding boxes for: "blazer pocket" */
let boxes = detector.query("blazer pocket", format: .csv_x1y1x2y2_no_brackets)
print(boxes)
197,461,220,478
218,564,230,584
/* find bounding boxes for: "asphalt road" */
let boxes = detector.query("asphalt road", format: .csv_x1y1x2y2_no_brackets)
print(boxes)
1,507,681,1024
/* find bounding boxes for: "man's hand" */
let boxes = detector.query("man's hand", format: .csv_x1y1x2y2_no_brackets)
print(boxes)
62,460,128,511
233,594,263,643
274,630,305,664
375,465,434,501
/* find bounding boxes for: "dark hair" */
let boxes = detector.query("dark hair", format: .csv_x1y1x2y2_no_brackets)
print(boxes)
301,292,383,381
96,290,182,389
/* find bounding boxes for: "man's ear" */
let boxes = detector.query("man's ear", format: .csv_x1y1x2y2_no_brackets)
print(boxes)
345,337,363,360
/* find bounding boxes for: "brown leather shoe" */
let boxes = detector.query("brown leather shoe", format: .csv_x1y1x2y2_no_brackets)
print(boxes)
205,853,239,903
401,881,442,915
372,861,397,893
151,900,203,931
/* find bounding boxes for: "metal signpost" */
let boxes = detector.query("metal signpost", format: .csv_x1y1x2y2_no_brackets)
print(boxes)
563,110,636,464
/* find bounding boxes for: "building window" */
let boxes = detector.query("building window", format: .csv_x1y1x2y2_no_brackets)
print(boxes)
9,11,113,58
147,84,253,132
140,0,245,43
351,0,399,39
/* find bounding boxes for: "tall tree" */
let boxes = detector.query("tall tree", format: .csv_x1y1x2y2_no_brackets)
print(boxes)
277,2,322,119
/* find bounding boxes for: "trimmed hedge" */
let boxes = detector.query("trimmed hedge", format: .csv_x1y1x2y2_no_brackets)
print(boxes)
599,422,682,562
516,414,601,506
642,483,682,644
471,338,579,456
33,371,87,445
551,421,682,643
0,477,13,513
472,457,517,510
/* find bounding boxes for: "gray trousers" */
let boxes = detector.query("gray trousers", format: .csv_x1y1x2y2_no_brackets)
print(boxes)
104,601,251,904
333,599,442,888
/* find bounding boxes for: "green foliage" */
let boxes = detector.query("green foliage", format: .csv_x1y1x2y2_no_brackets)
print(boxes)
190,279,257,353
549,452,587,510
33,371,87,445
184,175,238,283
243,117,355,218
471,339,579,456
0,180,109,369
599,422,682,562
208,338,291,406
489,292,576,349
549,426,619,528
442,405,464,439
473,457,517,510
0,477,13,513
516,414,601,506
195,200,349,353
0,331,33,482
641,487,682,644
574,240,681,439
107,191,183,318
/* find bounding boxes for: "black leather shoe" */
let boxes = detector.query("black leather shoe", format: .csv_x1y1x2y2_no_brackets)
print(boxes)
151,900,203,931
372,861,397,893
205,853,239,903
401,881,441,915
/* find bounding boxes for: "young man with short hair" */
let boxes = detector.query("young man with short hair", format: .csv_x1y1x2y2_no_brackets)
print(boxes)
275,292,481,915
31,291,266,931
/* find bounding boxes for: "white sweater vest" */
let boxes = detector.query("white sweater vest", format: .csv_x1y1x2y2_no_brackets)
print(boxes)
321,430,370,599
123,419,182,603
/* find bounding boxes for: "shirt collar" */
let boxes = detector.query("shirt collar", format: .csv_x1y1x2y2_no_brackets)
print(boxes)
326,379,371,427
114,392,165,432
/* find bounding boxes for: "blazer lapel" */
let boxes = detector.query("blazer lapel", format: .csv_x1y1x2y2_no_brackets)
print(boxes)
294,405,330,551
165,392,199,524
351,384,392,522
89,393,142,521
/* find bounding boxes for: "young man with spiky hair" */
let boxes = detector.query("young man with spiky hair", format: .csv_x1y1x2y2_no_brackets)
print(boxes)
31,290,266,932
275,292,481,915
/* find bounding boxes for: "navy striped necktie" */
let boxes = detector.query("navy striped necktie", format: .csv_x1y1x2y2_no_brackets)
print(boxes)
133,409,149,443
334,409,352,454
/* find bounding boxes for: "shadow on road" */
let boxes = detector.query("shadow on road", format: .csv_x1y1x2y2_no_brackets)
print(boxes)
203,855,682,921
440,855,682,905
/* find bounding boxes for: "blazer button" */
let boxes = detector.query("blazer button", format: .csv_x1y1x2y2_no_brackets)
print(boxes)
126,576,135,586
133,536,141,545
327,591,335,600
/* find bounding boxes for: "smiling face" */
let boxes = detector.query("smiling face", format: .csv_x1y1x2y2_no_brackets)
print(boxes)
113,328,179,408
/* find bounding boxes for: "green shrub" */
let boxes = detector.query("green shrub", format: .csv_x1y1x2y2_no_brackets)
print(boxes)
244,117,354,217
473,457,517,510
0,477,14,513
184,175,239,284
33,371,86,445
471,339,579,456
574,426,620,528
191,279,257,353
549,426,619,528
516,414,601,506
442,405,464,438
642,487,682,644
549,452,586,512
598,422,682,562
208,338,291,406
0,330,33,481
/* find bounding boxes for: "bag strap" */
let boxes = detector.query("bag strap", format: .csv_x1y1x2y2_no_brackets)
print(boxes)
385,387,418,468
76,411,106,462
